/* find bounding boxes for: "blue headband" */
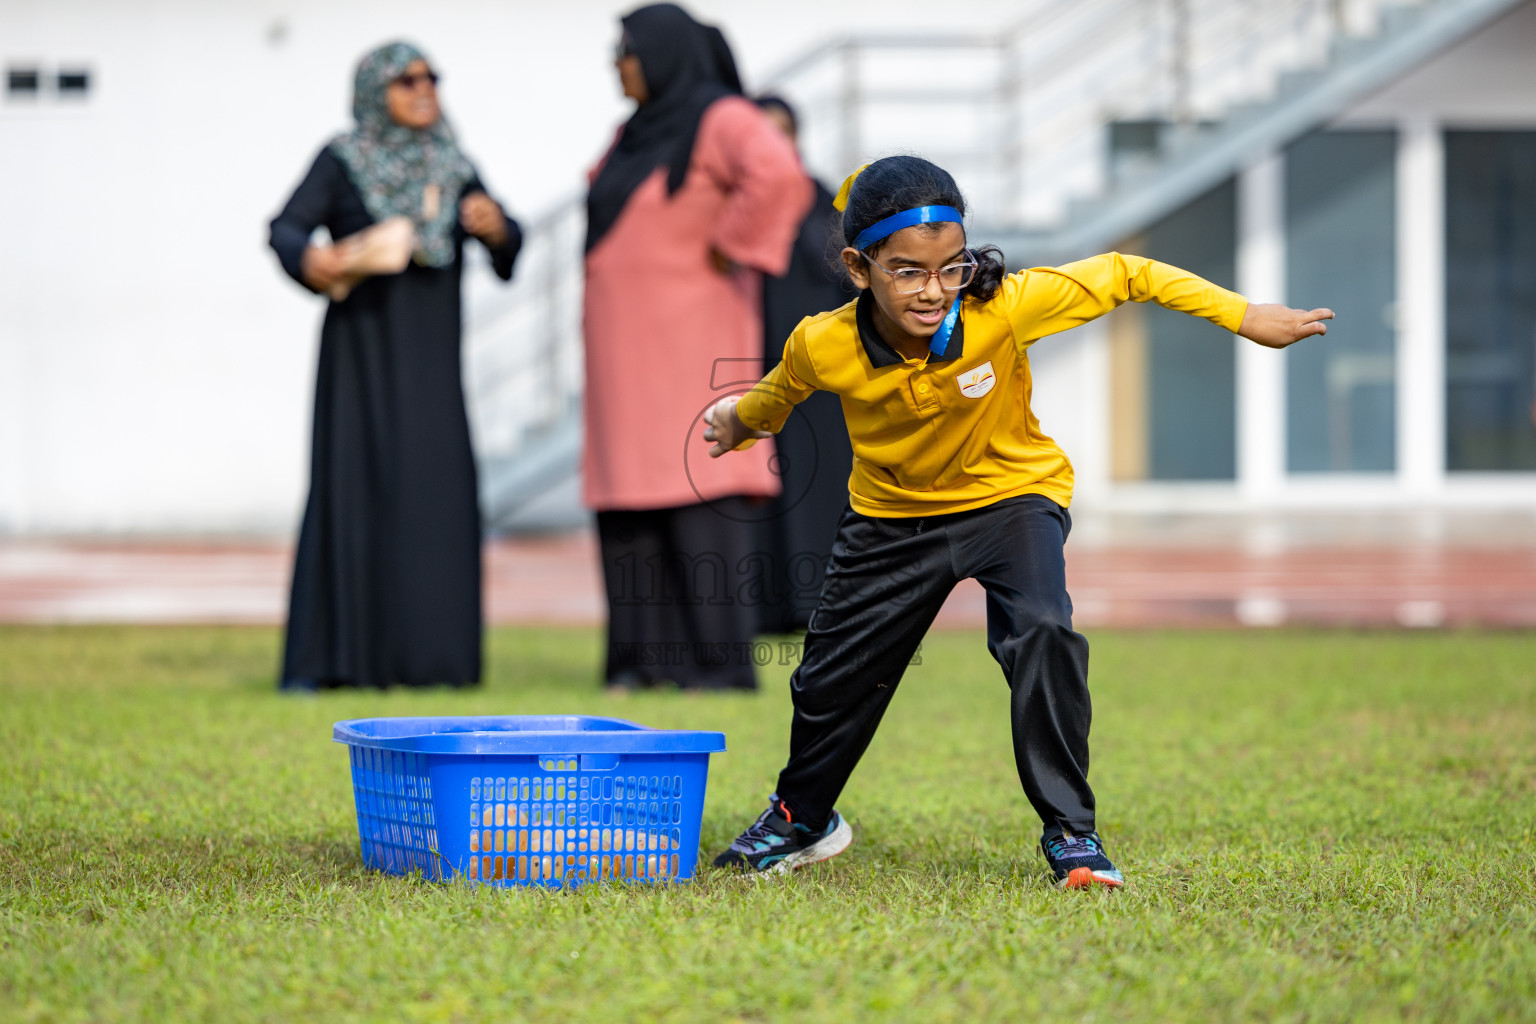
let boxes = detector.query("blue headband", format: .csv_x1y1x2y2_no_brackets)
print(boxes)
851,205,963,251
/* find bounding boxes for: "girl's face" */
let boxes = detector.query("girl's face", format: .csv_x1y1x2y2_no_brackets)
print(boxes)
842,221,968,346
385,59,440,129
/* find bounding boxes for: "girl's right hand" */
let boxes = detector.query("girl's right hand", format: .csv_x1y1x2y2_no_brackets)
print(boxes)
301,244,350,293
1237,303,1335,349
703,396,772,458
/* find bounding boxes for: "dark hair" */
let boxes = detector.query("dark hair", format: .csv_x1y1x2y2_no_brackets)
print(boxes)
834,154,1005,303
753,93,797,133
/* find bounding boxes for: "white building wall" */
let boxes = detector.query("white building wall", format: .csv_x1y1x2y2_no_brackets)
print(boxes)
1079,0,1536,514
6,0,1536,533
0,0,1020,534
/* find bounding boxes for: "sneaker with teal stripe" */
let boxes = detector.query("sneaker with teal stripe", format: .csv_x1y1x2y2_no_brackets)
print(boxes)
1041,829,1124,889
713,797,852,875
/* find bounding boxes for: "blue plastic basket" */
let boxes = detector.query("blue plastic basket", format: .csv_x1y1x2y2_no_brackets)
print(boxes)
333,715,726,887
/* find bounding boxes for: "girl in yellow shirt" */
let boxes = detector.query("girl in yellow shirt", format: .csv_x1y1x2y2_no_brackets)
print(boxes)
704,155,1332,888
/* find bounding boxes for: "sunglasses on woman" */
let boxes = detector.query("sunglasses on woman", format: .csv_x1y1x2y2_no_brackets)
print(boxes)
391,70,439,90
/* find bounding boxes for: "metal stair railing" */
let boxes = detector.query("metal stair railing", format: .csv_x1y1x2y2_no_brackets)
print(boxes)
774,0,1428,229
465,198,585,525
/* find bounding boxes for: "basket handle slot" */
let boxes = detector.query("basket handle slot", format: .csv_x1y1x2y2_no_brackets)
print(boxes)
577,753,621,771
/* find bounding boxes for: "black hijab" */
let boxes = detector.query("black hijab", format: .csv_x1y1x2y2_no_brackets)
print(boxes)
585,3,742,252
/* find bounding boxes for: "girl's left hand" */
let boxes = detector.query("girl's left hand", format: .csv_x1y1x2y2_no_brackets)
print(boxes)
460,193,509,248
1238,303,1335,349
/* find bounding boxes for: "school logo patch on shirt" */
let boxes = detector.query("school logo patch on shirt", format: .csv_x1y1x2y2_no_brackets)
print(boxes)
956,361,996,399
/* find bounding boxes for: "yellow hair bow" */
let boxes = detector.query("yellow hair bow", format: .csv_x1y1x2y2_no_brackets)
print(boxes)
832,164,870,213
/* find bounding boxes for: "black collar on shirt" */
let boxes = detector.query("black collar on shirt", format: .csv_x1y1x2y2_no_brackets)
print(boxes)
855,290,966,368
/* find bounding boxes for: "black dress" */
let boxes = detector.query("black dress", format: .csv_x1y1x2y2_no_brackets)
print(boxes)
269,148,521,689
757,180,857,632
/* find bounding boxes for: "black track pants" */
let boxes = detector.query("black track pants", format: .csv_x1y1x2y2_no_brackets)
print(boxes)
774,493,1096,835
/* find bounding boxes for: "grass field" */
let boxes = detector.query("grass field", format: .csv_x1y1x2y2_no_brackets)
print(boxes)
2,625,1534,1023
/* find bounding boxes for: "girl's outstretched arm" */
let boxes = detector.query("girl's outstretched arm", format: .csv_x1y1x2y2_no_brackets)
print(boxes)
1007,253,1247,343
708,325,822,457
1237,304,1335,348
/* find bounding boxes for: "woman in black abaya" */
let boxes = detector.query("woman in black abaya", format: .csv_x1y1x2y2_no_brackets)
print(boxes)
269,42,521,689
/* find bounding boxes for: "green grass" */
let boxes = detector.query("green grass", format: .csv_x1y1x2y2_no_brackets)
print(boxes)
2,625,1534,1023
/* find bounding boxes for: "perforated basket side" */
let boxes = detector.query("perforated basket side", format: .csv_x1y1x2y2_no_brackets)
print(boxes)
348,746,444,881
461,755,707,886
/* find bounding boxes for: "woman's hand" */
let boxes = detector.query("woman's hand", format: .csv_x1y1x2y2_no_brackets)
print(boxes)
301,244,350,294
460,193,509,248
703,396,772,458
1238,303,1335,349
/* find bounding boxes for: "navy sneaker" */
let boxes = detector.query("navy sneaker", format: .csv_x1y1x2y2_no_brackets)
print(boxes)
713,797,852,875
1041,830,1124,889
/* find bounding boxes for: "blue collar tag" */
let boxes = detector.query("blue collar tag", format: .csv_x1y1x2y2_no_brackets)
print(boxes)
852,205,963,251
929,295,962,357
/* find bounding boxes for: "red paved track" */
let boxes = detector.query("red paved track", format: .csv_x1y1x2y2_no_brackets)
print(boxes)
3,521,1533,628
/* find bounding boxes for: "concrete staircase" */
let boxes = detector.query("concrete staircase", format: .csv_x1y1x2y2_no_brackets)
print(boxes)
991,0,1527,262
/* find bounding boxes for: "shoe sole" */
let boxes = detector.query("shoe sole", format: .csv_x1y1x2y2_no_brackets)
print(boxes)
1058,866,1124,890
760,816,854,877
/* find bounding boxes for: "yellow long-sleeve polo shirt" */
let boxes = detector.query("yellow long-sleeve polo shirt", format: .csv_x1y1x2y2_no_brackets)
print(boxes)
735,252,1248,517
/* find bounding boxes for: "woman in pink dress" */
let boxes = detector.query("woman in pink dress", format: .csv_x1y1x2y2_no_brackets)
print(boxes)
583,4,811,691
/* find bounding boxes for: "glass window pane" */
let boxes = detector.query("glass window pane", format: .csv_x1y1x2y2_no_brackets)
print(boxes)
1445,131,1536,472
1145,179,1238,480
6,68,40,95
1285,130,1398,473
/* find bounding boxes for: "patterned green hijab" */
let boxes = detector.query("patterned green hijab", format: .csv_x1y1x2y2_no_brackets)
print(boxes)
330,41,475,268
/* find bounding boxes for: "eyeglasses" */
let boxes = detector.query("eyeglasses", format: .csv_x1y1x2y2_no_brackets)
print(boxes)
862,251,977,294
391,70,439,90
614,38,636,60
